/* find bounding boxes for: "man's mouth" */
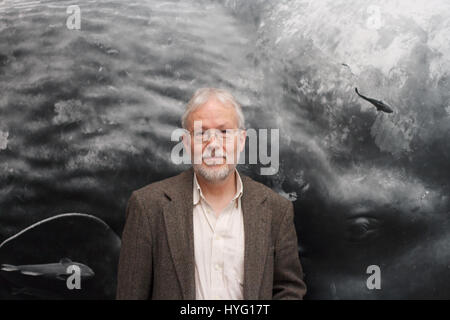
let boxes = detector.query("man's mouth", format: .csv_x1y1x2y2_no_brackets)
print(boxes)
203,157,226,165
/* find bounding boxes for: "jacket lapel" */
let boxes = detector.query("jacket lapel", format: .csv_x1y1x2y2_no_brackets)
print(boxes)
162,168,196,300
162,168,270,300
241,175,270,300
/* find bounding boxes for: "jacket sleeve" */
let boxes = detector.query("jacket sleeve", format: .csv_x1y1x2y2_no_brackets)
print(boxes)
272,200,307,299
116,192,153,300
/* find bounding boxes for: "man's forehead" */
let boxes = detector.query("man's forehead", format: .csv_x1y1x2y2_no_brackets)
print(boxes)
192,120,235,129
189,101,239,128
192,98,235,115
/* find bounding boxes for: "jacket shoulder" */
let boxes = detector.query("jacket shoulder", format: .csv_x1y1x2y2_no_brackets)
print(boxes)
130,170,187,207
242,174,292,211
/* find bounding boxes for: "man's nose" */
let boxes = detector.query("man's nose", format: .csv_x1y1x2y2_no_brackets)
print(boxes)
206,135,218,148
205,133,224,152
205,130,219,144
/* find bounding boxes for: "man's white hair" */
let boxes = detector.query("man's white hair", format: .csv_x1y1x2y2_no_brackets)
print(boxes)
181,88,245,130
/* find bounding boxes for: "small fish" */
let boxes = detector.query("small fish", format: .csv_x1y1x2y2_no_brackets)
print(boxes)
355,88,393,113
1,258,95,281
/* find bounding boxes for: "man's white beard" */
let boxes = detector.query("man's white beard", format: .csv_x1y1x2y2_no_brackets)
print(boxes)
192,144,240,183
193,162,235,183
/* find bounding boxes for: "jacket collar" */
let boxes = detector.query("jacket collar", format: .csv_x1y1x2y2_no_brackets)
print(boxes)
193,168,244,207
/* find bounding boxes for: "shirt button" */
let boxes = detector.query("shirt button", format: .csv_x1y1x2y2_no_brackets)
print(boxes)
215,264,221,271
215,235,221,240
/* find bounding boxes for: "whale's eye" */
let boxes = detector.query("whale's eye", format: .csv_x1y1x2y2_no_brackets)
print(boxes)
346,216,381,242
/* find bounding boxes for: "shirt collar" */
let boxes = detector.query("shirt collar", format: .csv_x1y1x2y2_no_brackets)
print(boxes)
193,169,243,206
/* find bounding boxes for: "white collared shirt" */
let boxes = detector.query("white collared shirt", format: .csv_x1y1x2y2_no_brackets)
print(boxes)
193,169,245,300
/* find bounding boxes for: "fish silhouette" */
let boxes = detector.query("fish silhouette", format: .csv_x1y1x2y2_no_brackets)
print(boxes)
0,258,95,298
355,88,394,113
0,213,120,299
1,258,94,281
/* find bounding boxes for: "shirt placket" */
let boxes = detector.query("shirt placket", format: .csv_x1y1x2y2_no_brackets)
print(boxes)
210,203,225,300
195,172,243,300
213,199,240,299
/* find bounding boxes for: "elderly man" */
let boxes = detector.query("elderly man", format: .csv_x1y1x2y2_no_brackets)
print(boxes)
116,88,306,300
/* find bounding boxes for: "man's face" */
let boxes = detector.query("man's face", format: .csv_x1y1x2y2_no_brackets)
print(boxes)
183,97,246,182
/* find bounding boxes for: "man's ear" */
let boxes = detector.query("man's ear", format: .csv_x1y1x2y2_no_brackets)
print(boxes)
238,129,246,153
182,130,191,151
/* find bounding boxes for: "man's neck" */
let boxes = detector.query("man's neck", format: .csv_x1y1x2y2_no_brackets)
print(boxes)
195,169,237,201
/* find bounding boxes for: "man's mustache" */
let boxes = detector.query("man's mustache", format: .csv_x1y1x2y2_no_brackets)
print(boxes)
202,147,225,159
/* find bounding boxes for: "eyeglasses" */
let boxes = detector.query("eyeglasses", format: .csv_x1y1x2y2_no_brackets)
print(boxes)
189,128,242,142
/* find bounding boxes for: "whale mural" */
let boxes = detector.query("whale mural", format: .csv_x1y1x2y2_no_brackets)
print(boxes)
0,0,449,299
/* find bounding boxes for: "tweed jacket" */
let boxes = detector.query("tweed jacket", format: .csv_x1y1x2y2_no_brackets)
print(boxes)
116,167,307,299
